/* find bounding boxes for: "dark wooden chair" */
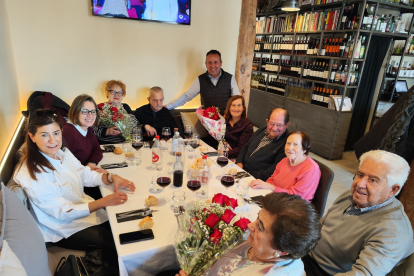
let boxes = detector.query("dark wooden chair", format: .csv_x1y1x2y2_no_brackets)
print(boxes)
312,160,334,218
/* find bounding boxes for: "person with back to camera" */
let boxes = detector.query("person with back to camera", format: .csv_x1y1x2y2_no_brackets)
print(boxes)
63,94,108,200
94,80,138,144
302,150,414,276
222,95,253,159
249,131,321,202
14,109,135,269
235,108,289,180
157,192,321,276
166,50,240,114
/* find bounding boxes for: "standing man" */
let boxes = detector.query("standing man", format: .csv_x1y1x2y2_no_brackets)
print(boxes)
166,50,240,114
236,108,289,180
135,87,177,141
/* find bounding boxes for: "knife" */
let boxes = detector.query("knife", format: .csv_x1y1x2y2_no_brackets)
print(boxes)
118,209,156,218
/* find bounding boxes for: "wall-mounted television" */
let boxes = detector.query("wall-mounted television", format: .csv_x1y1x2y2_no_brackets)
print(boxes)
91,0,191,25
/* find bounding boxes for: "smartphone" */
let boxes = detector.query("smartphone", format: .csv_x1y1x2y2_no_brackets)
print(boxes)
119,229,154,245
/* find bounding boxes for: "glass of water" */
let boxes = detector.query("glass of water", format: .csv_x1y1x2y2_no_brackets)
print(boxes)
172,191,186,207
236,179,250,198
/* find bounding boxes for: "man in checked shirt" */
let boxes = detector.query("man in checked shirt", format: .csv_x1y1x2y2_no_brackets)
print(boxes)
303,150,414,276
236,108,289,180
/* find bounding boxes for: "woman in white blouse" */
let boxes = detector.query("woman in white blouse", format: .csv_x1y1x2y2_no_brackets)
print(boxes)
14,109,135,260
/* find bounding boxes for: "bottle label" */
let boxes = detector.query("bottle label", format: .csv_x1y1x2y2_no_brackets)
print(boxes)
152,152,160,163
303,69,308,77
324,96,330,103
320,49,326,56
330,72,335,81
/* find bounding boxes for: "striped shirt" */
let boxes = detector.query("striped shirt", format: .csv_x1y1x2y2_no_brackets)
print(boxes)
250,130,280,156
343,195,395,216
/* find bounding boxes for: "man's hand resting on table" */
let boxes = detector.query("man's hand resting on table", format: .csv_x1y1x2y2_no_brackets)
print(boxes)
145,125,157,137
236,163,243,169
176,270,187,276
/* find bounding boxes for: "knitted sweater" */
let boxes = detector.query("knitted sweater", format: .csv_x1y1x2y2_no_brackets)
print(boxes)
266,156,320,201
310,191,414,275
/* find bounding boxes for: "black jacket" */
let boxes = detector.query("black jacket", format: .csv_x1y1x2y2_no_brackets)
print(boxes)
134,104,178,141
236,126,288,180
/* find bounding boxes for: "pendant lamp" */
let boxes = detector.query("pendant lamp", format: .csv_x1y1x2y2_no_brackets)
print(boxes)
281,0,300,11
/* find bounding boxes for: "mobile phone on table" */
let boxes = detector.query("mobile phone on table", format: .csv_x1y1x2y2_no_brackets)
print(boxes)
119,229,154,245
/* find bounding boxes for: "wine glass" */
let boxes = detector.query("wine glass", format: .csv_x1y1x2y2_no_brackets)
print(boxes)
157,169,171,201
217,150,229,178
221,169,235,190
187,173,201,201
189,135,200,158
131,134,143,151
184,125,193,150
161,127,171,151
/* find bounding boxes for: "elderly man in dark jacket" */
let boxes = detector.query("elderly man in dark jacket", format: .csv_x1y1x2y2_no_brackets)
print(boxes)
236,108,289,180
134,87,177,141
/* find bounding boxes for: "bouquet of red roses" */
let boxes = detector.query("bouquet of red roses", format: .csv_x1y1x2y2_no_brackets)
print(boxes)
174,194,251,276
196,107,226,141
97,102,132,141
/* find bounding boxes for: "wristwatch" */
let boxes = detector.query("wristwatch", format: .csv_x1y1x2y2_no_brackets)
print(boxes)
107,173,117,183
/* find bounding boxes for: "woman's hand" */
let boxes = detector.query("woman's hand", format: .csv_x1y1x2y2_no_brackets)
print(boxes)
144,125,157,137
175,270,187,276
112,175,136,193
249,179,274,190
106,126,121,136
87,162,97,170
102,192,128,206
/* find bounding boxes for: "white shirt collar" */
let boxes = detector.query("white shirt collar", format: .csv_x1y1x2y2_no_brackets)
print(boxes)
40,149,65,165
68,121,88,137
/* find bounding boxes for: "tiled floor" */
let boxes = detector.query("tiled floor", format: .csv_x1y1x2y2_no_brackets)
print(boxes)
309,151,360,216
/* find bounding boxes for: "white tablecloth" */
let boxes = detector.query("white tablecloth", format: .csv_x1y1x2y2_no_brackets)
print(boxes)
99,142,268,276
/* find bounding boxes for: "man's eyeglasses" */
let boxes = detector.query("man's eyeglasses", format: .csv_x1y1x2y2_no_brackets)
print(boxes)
80,109,97,115
108,90,124,96
268,122,286,128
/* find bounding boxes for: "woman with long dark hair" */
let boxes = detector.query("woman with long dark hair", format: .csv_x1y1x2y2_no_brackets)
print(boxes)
14,109,135,259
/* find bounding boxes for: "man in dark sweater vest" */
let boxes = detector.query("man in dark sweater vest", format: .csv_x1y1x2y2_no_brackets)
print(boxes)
166,50,240,114
134,87,177,141
236,108,289,180
303,150,414,276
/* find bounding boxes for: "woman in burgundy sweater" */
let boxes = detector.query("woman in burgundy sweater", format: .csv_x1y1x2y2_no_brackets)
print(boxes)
63,94,106,199
249,131,321,202
223,96,253,159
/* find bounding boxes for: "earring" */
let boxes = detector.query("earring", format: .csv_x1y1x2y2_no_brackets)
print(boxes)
273,252,280,258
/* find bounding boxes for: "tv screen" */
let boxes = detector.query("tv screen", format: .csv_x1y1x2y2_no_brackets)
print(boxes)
91,0,191,25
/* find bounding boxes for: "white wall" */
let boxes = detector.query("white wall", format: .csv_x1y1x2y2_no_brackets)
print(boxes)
0,0,21,159
6,0,242,110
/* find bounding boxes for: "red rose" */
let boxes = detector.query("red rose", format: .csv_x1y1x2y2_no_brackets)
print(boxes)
111,107,118,113
206,107,212,112
211,107,217,113
202,208,209,213
234,217,251,232
212,193,227,205
212,114,219,120
118,113,123,119
204,213,220,228
112,115,118,122
97,103,104,110
225,198,238,209
209,229,223,245
221,209,236,224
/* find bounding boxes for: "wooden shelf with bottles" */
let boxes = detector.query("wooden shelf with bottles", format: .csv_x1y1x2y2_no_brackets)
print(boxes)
253,0,414,113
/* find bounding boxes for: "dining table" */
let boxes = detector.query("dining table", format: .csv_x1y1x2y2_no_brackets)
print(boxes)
99,140,269,276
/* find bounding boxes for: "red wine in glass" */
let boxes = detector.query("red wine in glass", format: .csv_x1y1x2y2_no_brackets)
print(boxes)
221,176,235,188
162,132,170,141
184,131,193,139
217,157,229,167
157,177,171,188
187,180,201,191
132,142,143,150
190,142,200,149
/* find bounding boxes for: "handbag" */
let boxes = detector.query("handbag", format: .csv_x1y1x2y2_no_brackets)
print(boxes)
54,255,89,276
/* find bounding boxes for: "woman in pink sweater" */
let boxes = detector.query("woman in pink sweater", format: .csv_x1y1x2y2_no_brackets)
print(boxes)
249,131,320,201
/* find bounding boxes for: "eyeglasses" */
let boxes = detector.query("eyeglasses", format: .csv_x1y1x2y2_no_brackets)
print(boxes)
80,109,97,115
108,90,124,96
268,122,286,128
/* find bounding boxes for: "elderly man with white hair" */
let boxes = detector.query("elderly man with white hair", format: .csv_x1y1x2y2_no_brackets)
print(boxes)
302,150,414,276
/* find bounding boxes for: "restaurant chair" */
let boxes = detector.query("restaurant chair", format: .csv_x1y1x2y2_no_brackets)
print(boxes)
386,253,414,276
312,160,334,218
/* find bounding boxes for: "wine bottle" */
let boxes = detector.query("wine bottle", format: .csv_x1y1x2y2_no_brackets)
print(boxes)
359,36,366,59
339,34,347,57
354,36,361,58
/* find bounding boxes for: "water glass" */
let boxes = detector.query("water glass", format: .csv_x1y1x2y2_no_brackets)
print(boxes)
149,176,162,194
172,191,186,207
132,150,142,166
122,141,131,153
236,179,250,198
